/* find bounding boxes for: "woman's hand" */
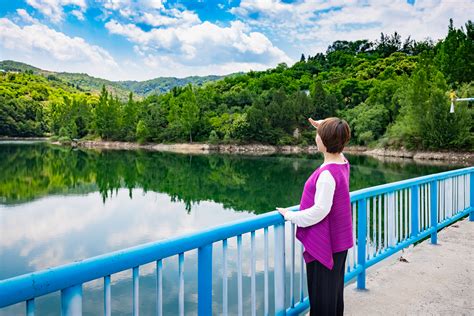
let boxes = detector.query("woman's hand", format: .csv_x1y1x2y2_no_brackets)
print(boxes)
308,117,323,128
276,207,288,217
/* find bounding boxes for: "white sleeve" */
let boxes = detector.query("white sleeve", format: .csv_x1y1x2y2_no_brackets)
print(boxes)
284,170,336,227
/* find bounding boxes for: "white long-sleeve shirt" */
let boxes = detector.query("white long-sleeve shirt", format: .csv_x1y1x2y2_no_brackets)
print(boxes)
284,157,347,227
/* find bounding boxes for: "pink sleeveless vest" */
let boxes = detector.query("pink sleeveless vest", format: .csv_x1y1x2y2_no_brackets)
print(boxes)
295,161,353,270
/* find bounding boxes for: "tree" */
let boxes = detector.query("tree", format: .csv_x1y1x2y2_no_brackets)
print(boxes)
376,32,402,57
245,96,273,143
93,85,121,140
340,103,389,145
122,92,137,140
72,97,91,138
166,86,200,142
436,19,474,86
388,65,472,150
180,88,200,143
268,88,291,132
136,119,149,144
311,80,339,117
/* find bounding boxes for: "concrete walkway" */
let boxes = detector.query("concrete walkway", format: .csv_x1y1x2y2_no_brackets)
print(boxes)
342,217,473,315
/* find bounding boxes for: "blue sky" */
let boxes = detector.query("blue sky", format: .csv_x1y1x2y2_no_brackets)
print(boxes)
0,0,472,81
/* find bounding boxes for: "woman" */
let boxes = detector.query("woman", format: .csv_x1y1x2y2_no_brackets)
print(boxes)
277,117,353,316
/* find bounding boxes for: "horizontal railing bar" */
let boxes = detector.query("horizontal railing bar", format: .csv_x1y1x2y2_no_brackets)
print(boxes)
294,204,470,315
286,297,310,316
0,211,284,307
287,263,363,316
0,167,471,309
349,167,473,201
365,207,471,269
432,207,471,232
344,265,364,283
287,261,362,316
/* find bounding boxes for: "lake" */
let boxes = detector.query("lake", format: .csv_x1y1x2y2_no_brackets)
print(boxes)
0,141,464,315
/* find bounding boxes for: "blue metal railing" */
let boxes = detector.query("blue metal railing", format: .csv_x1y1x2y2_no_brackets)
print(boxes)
1,166,473,315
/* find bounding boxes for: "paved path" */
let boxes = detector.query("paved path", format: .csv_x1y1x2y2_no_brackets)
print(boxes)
342,217,473,315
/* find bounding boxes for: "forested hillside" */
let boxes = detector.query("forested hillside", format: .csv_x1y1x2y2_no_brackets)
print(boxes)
1,19,472,150
0,60,226,99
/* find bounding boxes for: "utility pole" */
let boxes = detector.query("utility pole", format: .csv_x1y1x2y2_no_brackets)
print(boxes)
450,91,474,113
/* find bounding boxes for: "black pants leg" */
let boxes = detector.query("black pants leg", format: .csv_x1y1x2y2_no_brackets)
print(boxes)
306,250,348,316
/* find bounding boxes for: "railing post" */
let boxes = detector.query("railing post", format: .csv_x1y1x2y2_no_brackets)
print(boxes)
178,253,184,316
357,199,367,290
61,284,82,316
274,222,286,315
104,275,111,316
198,243,213,316
430,181,438,244
410,185,419,237
133,266,139,316
387,193,395,247
470,172,474,221
26,299,34,316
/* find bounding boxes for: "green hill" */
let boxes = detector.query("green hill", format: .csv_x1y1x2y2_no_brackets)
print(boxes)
0,60,226,99
1,19,472,151
120,75,227,96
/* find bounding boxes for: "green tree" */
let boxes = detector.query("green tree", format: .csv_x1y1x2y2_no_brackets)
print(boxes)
388,65,472,150
180,87,200,143
122,92,137,140
136,119,149,144
436,19,474,86
93,85,121,140
340,103,389,145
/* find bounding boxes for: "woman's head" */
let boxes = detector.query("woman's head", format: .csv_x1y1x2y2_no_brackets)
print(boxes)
315,117,351,153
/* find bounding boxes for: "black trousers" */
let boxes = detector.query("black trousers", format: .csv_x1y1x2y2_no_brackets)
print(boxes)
306,250,348,316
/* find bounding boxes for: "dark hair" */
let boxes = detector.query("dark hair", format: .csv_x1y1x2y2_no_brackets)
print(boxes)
317,117,351,153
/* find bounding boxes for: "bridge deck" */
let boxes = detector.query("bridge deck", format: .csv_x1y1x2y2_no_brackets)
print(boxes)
341,217,473,315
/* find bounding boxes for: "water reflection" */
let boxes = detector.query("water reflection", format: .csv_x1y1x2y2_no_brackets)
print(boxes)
0,142,464,315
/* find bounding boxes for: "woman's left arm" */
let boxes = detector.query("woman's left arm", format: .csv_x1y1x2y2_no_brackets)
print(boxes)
280,171,336,227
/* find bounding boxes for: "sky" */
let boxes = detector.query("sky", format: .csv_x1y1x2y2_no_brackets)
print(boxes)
0,0,472,81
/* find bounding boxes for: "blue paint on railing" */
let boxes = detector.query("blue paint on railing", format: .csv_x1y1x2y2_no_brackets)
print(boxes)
1,166,473,315
470,172,474,221
198,244,212,315
430,180,438,244
356,198,367,290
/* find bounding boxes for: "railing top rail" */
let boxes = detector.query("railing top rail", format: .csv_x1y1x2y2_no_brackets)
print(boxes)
349,166,473,201
0,166,472,308
0,211,283,308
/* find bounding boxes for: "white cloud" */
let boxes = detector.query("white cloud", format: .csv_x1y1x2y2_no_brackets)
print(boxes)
71,9,85,21
138,8,201,27
101,0,201,27
16,9,40,24
230,0,294,16
139,54,278,78
100,1,292,78
230,0,474,55
105,17,291,78
26,0,87,23
144,0,164,10
0,189,254,277
0,18,119,79
102,0,131,11
8,0,469,81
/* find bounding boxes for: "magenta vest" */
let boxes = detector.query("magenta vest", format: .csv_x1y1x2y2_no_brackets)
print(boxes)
295,162,353,270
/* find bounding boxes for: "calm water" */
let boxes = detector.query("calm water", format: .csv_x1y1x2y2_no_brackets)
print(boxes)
0,142,464,315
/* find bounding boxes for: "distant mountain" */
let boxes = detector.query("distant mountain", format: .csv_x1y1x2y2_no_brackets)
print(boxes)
0,60,227,99
119,75,225,96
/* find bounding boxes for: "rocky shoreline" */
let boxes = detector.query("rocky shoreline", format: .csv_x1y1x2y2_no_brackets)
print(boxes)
0,136,49,141
1,137,472,163
75,140,474,163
